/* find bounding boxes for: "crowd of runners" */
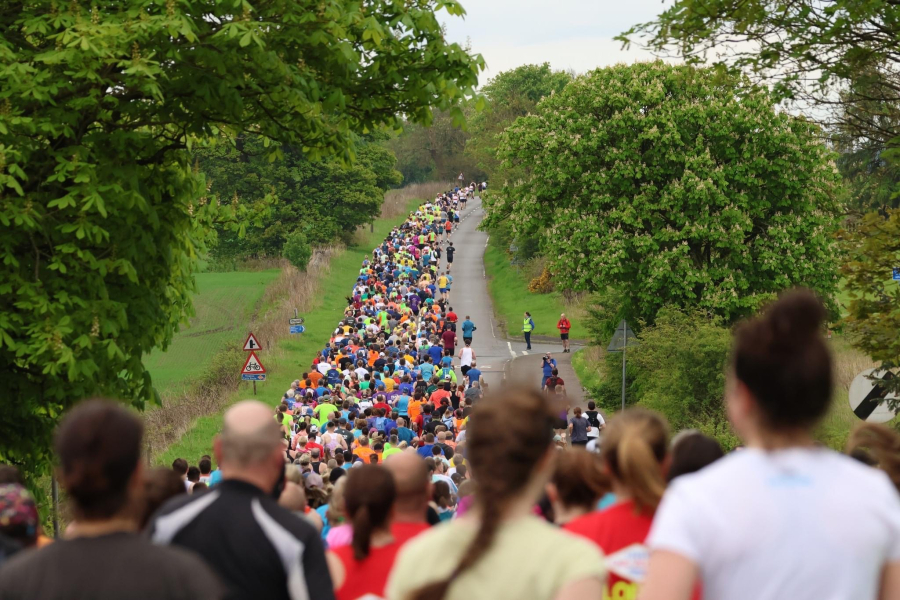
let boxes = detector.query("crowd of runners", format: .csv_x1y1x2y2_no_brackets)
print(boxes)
3,185,900,600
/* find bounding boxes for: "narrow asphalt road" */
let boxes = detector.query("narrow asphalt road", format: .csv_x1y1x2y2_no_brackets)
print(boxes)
443,196,587,409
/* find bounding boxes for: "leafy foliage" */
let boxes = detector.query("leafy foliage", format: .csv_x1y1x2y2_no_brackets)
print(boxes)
283,231,313,272
620,0,900,151
0,0,481,479
840,210,900,393
386,108,486,184
467,63,572,178
490,62,843,325
632,308,734,445
196,135,401,257
585,308,737,449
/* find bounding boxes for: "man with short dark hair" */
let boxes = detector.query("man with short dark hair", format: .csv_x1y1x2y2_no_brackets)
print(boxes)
150,400,333,600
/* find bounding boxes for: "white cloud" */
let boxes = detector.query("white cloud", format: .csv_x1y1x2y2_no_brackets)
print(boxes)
442,0,675,80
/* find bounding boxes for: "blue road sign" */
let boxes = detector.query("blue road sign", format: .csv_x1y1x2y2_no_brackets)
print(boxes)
290,325,306,334
241,374,266,381
894,268,900,281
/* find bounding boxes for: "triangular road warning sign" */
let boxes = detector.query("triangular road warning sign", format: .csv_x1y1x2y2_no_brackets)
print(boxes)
241,352,266,374
607,320,638,352
243,333,261,351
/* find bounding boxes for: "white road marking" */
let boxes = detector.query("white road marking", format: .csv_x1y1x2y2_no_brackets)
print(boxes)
522,351,529,355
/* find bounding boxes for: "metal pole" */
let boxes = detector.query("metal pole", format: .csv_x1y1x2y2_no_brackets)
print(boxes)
253,380,257,396
51,475,59,538
621,320,627,412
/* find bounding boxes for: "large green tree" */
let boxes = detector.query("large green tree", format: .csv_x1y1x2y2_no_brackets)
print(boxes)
0,0,480,478
467,63,572,178
197,135,401,259
489,62,842,325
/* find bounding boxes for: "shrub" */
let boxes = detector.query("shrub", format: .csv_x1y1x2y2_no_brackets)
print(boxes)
283,232,313,272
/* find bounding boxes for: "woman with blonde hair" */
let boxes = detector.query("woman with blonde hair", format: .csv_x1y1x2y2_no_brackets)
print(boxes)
565,409,669,599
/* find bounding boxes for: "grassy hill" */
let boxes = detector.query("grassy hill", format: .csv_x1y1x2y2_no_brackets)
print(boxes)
144,269,281,394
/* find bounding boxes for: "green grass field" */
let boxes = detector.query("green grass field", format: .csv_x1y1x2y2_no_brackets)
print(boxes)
143,270,281,393
483,238,590,340
157,201,421,466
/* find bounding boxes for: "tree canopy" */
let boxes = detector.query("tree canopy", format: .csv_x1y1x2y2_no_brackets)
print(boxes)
467,63,572,178
197,135,401,260
0,0,481,479
488,62,842,325
620,0,900,150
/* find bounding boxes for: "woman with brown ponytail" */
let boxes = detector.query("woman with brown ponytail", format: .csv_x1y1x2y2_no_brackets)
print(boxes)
386,388,605,600
564,409,674,600
641,290,900,600
326,465,401,600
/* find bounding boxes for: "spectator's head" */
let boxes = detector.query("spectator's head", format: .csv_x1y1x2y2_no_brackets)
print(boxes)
0,465,24,485
56,399,144,522
0,484,39,548
424,433,435,444
731,289,832,439
278,481,308,514
215,400,285,494
198,457,212,476
846,423,900,493
547,449,610,524
191,482,208,494
385,450,431,522
186,466,200,483
138,467,185,528
667,431,725,483
602,408,669,513
171,458,188,478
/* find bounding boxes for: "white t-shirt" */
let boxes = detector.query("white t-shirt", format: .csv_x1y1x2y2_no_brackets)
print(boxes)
649,447,900,600
458,347,474,367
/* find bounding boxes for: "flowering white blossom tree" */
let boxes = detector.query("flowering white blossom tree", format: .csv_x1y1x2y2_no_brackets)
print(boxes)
487,61,842,324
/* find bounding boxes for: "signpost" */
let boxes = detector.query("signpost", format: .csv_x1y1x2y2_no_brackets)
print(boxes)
849,368,899,423
290,325,306,334
289,318,305,325
893,268,900,281
607,320,638,411
241,350,266,394
242,332,262,351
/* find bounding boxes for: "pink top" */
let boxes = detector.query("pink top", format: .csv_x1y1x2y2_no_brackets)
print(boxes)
326,524,353,549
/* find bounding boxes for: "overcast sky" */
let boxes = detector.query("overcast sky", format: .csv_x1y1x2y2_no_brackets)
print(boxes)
442,0,674,83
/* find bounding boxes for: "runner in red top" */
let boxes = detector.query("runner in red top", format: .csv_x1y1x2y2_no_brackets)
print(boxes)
326,465,400,600
441,328,456,353
556,312,572,353
565,409,701,599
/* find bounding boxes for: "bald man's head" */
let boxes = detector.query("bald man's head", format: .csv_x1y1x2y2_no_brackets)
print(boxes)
219,401,283,468
278,481,308,513
385,450,430,511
